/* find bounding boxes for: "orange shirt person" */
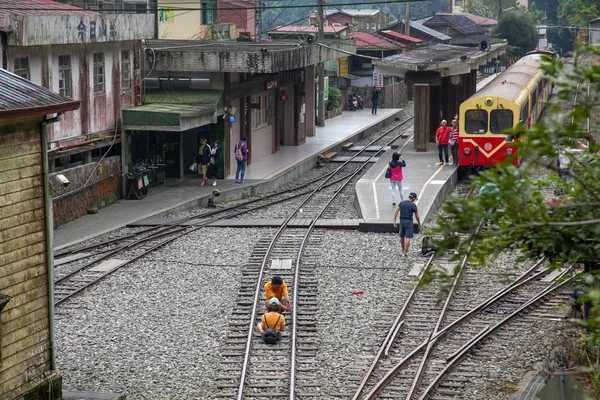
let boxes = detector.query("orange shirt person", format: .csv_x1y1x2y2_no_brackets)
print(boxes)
264,276,292,312
256,298,286,343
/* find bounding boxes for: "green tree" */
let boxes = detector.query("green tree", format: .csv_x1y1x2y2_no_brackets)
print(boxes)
494,11,538,54
558,0,599,26
429,45,600,332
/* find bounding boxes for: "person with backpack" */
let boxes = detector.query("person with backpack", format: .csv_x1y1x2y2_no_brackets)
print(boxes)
256,297,285,344
234,136,249,184
264,276,292,312
206,140,221,186
388,152,406,206
196,137,212,187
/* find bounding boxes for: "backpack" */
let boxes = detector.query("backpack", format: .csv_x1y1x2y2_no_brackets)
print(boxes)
262,314,281,345
234,142,244,161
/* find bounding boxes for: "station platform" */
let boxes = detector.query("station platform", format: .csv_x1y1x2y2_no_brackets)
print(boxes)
53,107,404,250
355,137,458,233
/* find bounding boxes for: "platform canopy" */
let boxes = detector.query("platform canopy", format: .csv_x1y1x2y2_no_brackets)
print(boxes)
122,90,224,132
373,42,507,78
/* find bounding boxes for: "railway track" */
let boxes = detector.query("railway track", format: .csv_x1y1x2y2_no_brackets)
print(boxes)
53,115,413,308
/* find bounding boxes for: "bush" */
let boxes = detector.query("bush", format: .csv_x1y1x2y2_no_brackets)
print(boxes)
327,87,342,111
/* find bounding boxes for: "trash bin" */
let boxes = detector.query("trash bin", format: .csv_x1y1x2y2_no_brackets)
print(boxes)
126,171,146,200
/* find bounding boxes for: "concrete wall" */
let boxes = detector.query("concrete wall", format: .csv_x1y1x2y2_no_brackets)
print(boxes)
344,81,408,110
0,116,57,400
6,41,138,144
51,156,121,227
218,1,256,37
4,14,153,46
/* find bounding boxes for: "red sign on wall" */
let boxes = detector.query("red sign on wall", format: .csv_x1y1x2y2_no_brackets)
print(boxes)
266,80,278,89
280,95,289,101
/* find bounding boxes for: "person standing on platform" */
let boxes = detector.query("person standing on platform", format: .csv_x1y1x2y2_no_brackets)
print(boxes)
264,276,292,312
207,140,221,186
234,136,249,184
449,119,459,166
389,152,406,206
393,192,421,257
435,120,451,166
256,298,286,344
371,86,381,115
196,137,211,187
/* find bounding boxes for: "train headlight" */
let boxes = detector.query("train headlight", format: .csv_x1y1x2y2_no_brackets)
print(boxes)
485,97,494,106
463,147,471,155
506,148,514,156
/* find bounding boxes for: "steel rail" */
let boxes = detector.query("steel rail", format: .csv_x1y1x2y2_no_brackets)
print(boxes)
417,273,576,400
363,258,549,400
351,188,475,400
236,116,415,400
405,216,485,400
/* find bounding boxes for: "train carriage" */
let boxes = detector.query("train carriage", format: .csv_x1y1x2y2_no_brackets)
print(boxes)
458,51,555,168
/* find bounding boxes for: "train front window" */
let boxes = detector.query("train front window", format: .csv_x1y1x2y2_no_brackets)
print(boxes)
490,110,513,133
465,110,488,134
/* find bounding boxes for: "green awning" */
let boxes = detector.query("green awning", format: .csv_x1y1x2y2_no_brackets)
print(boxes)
123,90,224,131
341,74,360,80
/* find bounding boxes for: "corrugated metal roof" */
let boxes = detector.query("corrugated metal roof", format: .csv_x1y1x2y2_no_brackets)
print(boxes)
410,21,452,41
379,30,422,43
425,14,484,35
271,25,347,33
348,32,402,49
461,13,497,26
0,68,79,118
0,0,96,31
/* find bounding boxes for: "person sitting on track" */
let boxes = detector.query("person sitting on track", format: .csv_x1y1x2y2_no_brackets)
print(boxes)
264,276,292,312
256,297,286,344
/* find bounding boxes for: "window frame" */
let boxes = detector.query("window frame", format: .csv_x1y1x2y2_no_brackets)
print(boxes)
93,52,105,94
121,50,131,90
464,109,488,134
58,55,73,98
251,93,269,130
490,109,513,134
14,57,30,80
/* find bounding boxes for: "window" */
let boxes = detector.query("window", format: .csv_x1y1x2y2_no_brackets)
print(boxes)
14,57,30,80
490,110,513,134
455,0,463,5
465,109,488,134
58,55,73,98
519,100,529,125
93,53,105,94
251,93,268,129
121,50,131,90
201,0,215,24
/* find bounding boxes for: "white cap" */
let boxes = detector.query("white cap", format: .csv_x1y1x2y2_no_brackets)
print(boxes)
268,297,280,306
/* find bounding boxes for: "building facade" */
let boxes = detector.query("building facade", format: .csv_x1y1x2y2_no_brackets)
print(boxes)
309,9,388,32
0,0,154,226
0,69,80,400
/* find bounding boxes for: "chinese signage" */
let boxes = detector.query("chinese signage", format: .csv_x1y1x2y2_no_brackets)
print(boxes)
339,57,349,76
373,73,383,87
266,80,278,89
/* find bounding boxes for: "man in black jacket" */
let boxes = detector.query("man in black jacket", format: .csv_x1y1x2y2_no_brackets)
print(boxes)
196,137,211,186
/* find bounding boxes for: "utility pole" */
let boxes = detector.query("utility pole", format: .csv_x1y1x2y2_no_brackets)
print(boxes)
404,2,410,36
316,0,326,127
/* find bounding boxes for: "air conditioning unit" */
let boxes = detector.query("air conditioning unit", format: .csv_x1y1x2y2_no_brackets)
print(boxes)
212,24,232,40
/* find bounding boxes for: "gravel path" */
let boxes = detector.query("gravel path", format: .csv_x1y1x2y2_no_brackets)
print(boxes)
56,228,268,399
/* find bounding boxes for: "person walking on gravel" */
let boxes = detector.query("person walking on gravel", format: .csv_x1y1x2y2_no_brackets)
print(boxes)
264,276,292,312
388,152,406,206
257,298,285,343
393,192,421,257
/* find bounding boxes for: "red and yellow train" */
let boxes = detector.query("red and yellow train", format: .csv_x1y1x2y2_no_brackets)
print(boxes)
458,50,555,168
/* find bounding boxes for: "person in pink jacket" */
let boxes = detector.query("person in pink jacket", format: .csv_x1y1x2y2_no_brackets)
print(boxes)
435,120,451,166
389,152,407,206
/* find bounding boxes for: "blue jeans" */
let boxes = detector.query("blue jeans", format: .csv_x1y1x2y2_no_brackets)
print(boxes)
236,160,246,181
438,144,449,163
372,100,379,114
